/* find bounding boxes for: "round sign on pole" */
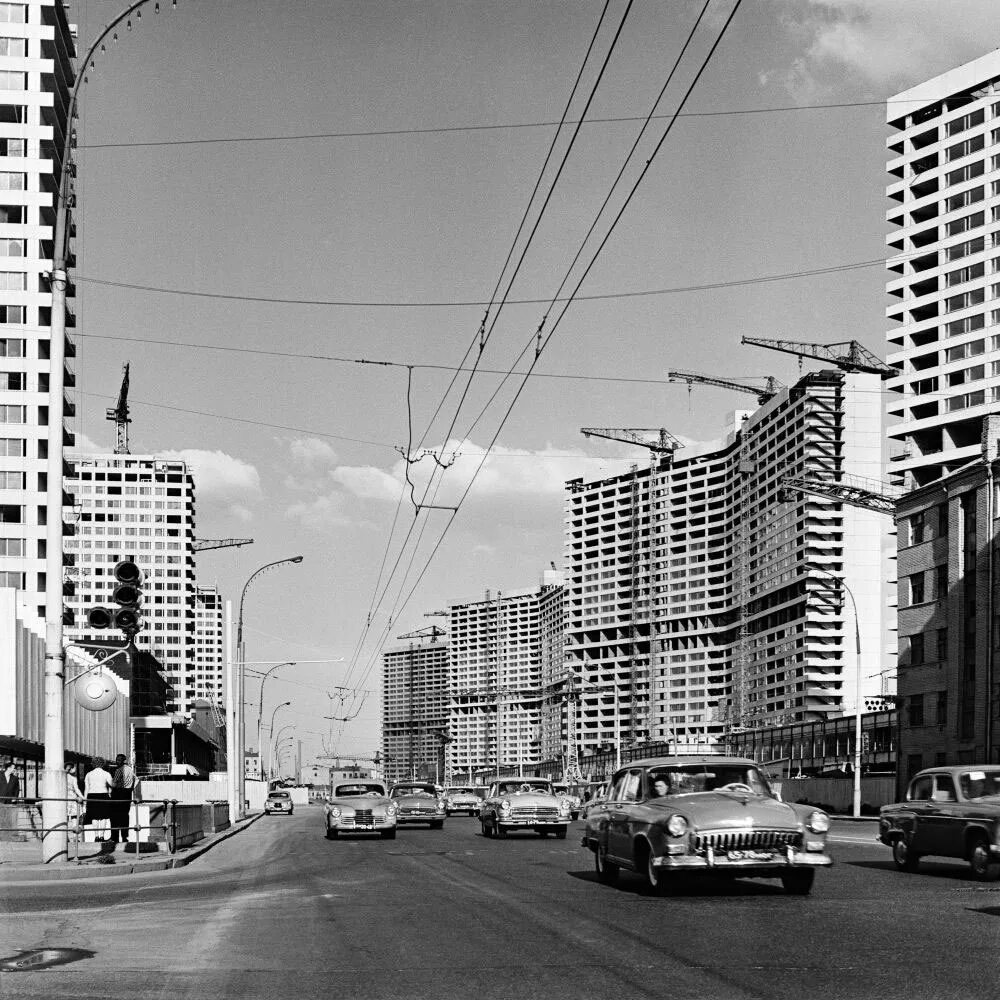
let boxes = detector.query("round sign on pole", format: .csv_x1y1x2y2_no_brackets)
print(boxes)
74,670,117,712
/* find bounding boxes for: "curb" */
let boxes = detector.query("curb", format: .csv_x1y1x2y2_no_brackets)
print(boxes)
0,812,264,883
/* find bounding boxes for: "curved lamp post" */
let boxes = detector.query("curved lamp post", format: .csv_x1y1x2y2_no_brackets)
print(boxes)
266,701,291,779
42,0,175,865
256,664,294,778
234,556,303,817
272,724,296,780
810,567,863,818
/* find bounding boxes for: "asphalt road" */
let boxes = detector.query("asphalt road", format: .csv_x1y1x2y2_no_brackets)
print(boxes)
1,809,998,999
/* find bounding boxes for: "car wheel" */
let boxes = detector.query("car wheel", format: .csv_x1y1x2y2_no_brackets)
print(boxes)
430,820,444,830
381,828,397,840
595,843,619,885
891,836,920,872
481,818,492,838
969,835,1000,881
554,827,567,840
780,869,815,895
325,826,337,840
496,823,508,839
571,812,579,821
538,829,549,837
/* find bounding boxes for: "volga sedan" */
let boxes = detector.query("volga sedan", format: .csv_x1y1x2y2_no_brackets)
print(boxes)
390,782,447,828
582,756,832,895
324,781,398,839
480,778,572,838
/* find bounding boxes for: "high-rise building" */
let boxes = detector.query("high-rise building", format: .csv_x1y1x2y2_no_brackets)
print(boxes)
381,631,449,784
0,0,77,621
447,570,562,778
886,51,1000,488
63,455,197,713
564,370,891,756
193,584,225,709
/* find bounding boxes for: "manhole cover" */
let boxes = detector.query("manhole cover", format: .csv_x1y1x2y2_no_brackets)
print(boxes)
0,948,95,972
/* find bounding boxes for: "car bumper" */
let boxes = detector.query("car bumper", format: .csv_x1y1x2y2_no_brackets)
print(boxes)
500,816,570,827
653,845,833,871
329,818,396,832
396,814,444,824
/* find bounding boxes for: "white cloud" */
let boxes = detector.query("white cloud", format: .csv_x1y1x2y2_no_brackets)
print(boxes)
285,494,352,531
766,1,1000,99
68,432,110,455
331,465,403,502
289,437,338,469
158,449,262,519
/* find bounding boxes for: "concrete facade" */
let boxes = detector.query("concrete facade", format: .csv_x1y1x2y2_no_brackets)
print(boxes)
0,0,77,623
192,584,224,709
886,50,1000,488
63,455,198,713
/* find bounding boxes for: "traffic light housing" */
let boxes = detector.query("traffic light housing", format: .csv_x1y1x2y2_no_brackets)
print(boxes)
86,558,143,636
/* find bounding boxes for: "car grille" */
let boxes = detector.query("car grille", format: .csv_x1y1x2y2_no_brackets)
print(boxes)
354,809,373,823
693,829,801,852
511,806,558,818
402,807,435,814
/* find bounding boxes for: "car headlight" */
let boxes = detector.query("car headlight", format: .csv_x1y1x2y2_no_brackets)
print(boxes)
499,799,511,813
436,800,446,813
386,802,398,816
329,806,341,818
558,799,571,815
807,810,830,834
666,814,688,837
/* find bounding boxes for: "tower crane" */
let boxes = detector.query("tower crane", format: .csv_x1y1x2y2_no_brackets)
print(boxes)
192,538,255,552
107,362,131,454
580,427,683,456
667,369,784,405
777,473,901,515
741,336,896,377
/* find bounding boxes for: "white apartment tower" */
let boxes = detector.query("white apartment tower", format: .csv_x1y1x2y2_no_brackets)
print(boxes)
447,572,562,777
886,50,1000,487
381,632,449,784
0,0,76,621
193,584,224,709
64,455,197,713
564,369,890,756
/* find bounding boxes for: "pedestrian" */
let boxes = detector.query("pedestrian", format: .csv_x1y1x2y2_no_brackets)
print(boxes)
65,762,85,828
83,757,113,842
110,753,139,846
0,758,20,842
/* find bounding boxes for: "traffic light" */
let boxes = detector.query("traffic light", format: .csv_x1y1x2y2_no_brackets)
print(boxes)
86,558,144,636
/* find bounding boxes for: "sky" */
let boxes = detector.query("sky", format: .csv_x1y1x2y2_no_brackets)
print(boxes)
64,0,1000,771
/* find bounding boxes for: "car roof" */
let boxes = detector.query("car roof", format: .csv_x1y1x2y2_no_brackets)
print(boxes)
622,756,758,770
911,765,1000,778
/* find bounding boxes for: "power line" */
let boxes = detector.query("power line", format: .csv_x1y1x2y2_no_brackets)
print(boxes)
74,255,886,307
75,99,893,150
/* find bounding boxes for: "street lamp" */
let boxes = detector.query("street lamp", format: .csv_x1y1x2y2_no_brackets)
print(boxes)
256,663,295,778
234,556,303,817
42,0,164,865
272,724,296,780
266,701,291,779
810,567,863,818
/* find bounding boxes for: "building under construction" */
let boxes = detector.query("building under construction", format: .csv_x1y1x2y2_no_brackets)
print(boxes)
560,367,893,758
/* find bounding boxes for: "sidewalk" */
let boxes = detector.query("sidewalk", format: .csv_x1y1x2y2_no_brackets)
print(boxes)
0,812,263,882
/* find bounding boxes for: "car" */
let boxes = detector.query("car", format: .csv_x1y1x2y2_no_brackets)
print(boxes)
264,790,294,816
479,778,572,838
579,781,611,820
324,781,398,839
552,782,584,820
443,786,482,817
390,782,447,828
879,765,1000,879
582,756,832,895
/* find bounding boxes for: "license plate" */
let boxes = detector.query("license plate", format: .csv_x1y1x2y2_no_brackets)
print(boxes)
355,823,374,830
727,849,774,861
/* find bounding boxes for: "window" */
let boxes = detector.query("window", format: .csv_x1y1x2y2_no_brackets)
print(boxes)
946,313,985,336
0,5,26,25
937,627,948,661
0,271,25,290
946,211,984,238
0,337,22,356
0,436,23,455
947,161,985,186
0,502,22,521
0,305,24,324
0,170,23,190
908,694,925,727
949,109,985,136
0,403,23,422
936,691,948,726
911,632,925,665
0,536,21,554
0,72,25,91
946,134,984,161
946,339,985,361
0,238,24,257
947,236,985,261
909,512,925,545
0,569,21,587
946,289,985,312
946,186,984,211
936,564,948,599
910,573,925,605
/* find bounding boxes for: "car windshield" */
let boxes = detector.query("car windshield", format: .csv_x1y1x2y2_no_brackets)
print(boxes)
958,768,1000,800
646,764,771,797
268,792,290,800
448,788,474,795
334,784,384,797
499,781,551,794
391,785,435,797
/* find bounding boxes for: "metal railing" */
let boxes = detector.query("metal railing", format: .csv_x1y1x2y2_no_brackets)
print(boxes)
0,796,180,863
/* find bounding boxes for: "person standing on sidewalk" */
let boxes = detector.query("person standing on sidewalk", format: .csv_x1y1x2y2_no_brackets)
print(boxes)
110,754,139,846
83,757,113,841
0,759,21,842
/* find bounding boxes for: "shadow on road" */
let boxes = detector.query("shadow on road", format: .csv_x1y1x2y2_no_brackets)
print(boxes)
844,858,990,883
565,869,784,897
